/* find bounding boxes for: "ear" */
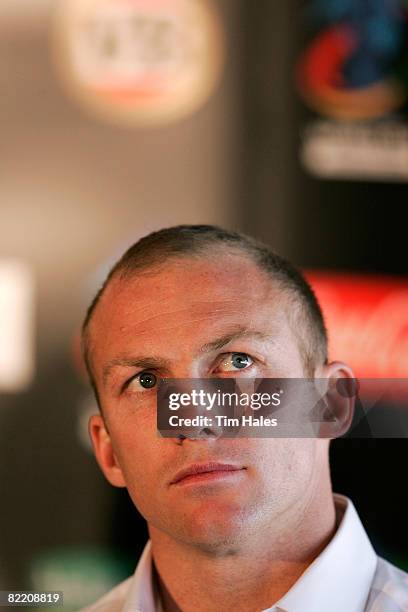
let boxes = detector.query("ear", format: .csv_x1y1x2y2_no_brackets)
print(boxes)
315,361,357,439
88,414,126,487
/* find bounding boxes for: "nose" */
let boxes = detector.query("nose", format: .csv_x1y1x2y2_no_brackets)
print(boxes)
158,369,239,443
176,420,225,443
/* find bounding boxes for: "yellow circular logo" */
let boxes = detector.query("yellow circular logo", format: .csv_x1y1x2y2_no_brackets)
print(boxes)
52,0,224,127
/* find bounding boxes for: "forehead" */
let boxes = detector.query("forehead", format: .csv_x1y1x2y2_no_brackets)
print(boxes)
88,255,293,376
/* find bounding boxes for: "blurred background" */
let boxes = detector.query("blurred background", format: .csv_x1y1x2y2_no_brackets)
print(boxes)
1,0,407,608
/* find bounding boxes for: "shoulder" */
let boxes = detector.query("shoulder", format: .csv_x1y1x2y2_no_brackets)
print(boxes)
365,557,408,611
79,576,134,612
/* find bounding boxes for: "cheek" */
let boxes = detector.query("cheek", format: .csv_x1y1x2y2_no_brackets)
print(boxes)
111,428,164,519
108,411,160,483
254,439,318,487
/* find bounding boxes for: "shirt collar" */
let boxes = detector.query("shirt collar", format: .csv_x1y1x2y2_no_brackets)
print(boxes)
122,495,378,612
122,540,157,612
273,494,378,612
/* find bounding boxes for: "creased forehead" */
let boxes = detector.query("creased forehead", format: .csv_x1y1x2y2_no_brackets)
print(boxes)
97,257,281,332
84,254,287,368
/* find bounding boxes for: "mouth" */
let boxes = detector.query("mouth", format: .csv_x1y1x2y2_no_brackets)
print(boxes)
170,462,246,486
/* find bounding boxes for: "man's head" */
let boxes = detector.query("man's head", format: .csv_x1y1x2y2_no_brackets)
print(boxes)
82,225,328,404
83,225,351,553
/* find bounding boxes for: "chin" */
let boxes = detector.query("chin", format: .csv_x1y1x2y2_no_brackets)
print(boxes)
178,500,256,552
183,526,246,555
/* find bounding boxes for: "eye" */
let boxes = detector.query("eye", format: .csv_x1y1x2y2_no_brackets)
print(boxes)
216,352,254,373
124,371,158,392
138,372,157,389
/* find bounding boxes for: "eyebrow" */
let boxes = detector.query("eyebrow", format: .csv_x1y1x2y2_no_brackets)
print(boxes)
102,328,273,387
102,356,172,387
198,328,273,353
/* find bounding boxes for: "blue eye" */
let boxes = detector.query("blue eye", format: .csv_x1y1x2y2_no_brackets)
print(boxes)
231,353,251,369
138,372,157,389
217,352,253,373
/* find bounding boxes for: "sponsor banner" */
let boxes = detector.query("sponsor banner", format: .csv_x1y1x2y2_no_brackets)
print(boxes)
156,378,408,439
296,1,408,181
52,0,224,127
300,119,408,182
306,272,408,378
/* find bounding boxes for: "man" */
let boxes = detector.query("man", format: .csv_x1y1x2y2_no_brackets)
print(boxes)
82,225,407,612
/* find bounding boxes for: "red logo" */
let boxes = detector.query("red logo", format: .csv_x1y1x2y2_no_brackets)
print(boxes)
306,272,408,377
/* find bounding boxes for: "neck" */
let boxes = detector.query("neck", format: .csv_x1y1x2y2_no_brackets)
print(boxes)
149,480,337,612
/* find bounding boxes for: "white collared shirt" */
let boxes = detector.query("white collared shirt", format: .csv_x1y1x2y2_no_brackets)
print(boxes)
83,495,408,612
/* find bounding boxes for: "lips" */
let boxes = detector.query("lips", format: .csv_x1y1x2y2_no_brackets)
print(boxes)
170,462,245,485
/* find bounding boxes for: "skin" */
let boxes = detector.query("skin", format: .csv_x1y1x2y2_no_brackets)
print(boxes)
88,252,354,612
